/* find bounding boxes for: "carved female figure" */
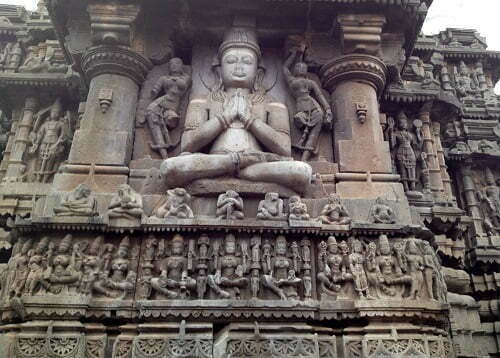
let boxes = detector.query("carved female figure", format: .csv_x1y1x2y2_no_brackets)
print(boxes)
422,241,437,301
208,234,248,299
317,236,347,295
42,235,81,295
262,236,301,300
283,48,332,161
103,236,136,299
24,237,49,296
10,239,33,297
375,235,411,298
480,168,500,231
146,58,191,159
79,236,106,296
392,111,419,193
365,241,381,298
349,239,373,300
151,234,196,299
318,193,351,225
405,240,424,299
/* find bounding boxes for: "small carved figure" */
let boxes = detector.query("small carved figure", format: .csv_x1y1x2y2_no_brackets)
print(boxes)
151,234,196,299
318,193,351,225
349,239,373,300
19,45,47,73
0,42,12,69
79,236,107,296
257,192,285,220
24,237,49,296
370,197,396,224
28,98,71,183
391,111,420,193
108,184,144,220
288,195,309,221
365,241,381,298
7,42,21,70
41,235,81,295
54,183,99,217
216,190,244,220
374,235,411,297
405,240,424,299
262,236,301,300
479,168,500,233
102,236,136,299
283,48,332,161
146,58,191,159
301,238,312,299
196,234,210,299
250,236,261,299
159,26,312,192
317,237,344,295
153,187,194,219
422,241,447,302
208,234,248,299
9,239,33,297
454,61,481,99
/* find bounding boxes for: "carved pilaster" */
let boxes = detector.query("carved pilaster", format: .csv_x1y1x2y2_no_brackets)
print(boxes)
3,96,38,182
432,121,457,205
461,163,485,236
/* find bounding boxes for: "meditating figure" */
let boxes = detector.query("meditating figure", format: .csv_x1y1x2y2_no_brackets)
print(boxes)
108,184,144,220
371,197,396,224
288,195,310,221
159,26,312,193
54,183,98,217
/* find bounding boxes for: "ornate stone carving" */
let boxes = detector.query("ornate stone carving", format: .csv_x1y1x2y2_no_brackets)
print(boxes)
207,233,248,299
152,188,194,219
216,190,244,220
108,184,144,220
150,234,196,299
145,58,191,159
54,183,99,217
370,197,397,224
28,98,73,183
256,192,285,220
478,167,500,234
160,26,312,193
288,195,310,221
283,46,332,161
453,61,481,99
318,193,351,225
262,235,301,300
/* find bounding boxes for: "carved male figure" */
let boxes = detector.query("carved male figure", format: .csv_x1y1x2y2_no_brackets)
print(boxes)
371,197,396,224
317,236,349,295
146,57,191,159
288,195,310,221
54,183,99,217
153,187,194,219
102,236,136,299
24,237,49,296
406,240,424,300
257,192,285,220
160,26,312,193
108,184,144,220
216,190,244,220
392,111,420,193
318,193,351,225
349,239,373,300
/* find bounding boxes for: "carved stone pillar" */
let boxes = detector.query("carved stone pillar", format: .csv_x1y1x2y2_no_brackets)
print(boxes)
3,96,38,182
53,3,152,191
461,163,484,235
432,121,456,204
419,104,446,203
320,14,404,200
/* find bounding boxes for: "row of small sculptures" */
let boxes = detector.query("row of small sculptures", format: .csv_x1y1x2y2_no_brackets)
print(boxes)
0,233,447,303
53,183,398,225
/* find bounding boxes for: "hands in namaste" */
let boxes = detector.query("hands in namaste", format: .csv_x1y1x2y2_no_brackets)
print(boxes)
222,89,252,127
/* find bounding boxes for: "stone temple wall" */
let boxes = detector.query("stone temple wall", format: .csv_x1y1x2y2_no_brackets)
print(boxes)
0,0,497,357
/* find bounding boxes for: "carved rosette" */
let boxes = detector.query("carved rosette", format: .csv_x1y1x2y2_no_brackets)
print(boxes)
320,54,388,96
82,46,153,85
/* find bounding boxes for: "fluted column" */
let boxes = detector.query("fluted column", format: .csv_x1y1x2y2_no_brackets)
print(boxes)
3,96,38,181
432,122,456,204
461,163,484,235
53,2,152,191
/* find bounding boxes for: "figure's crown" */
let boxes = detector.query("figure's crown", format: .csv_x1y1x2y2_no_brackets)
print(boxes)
219,26,261,60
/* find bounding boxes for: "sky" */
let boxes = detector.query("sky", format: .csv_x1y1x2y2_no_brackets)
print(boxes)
3,0,500,90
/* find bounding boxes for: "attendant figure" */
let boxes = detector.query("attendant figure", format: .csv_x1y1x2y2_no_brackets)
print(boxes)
257,192,285,220
54,183,98,217
216,190,244,220
108,184,144,220
318,193,351,225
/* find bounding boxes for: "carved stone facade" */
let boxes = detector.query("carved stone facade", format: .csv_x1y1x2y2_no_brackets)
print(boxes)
0,1,497,357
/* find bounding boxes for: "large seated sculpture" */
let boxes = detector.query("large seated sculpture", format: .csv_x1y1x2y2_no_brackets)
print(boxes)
160,26,312,193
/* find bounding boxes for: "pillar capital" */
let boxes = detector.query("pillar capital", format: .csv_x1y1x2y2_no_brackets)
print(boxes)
335,14,386,56
320,54,387,95
82,45,152,85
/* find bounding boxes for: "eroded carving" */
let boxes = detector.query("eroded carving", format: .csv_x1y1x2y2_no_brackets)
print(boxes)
53,183,99,217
